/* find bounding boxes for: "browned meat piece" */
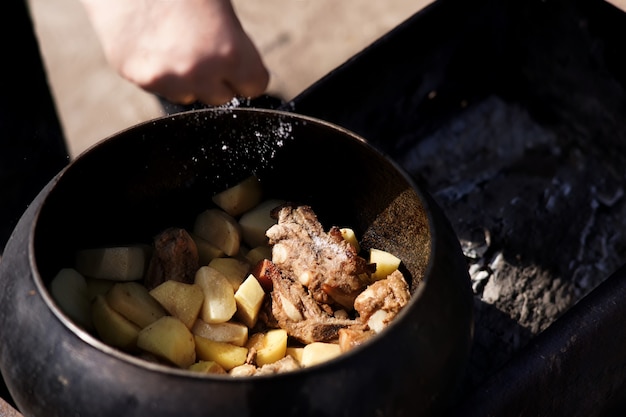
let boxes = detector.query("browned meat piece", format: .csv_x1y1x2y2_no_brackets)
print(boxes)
144,227,199,290
266,204,370,310
338,328,376,352
262,259,365,344
353,270,411,332
229,364,257,377
230,355,301,377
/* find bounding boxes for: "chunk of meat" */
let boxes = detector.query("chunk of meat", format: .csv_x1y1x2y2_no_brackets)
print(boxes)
230,355,301,377
144,227,199,290
261,259,365,344
338,328,376,352
353,270,410,332
266,204,371,310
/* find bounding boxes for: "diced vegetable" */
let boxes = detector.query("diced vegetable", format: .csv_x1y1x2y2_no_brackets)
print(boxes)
149,280,205,329
211,175,263,217
194,266,237,323
106,282,167,328
369,248,402,281
238,199,285,248
188,360,226,375
234,274,265,328
301,342,342,367
137,316,196,368
85,277,115,301
193,209,242,256
255,329,288,366
75,245,149,281
190,233,225,265
92,295,140,351
49,268,93,330
286,347,304,365
339,228,361,253
191,319,249,347
194,336,248,371
245,245,272,266
208,257,251,291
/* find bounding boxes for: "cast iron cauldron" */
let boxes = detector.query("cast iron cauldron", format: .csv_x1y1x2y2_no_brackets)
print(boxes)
0,108,473,417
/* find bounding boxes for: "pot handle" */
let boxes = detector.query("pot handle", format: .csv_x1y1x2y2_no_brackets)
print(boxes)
159,94,288,114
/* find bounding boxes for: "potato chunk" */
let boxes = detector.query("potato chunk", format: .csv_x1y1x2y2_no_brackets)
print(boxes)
188,360,226,375
234,274,266,328
211,175,263,217
286,347,305,365
149,281,205,329
190,233,224,265
106,282,167,328
193,209,242,256
339,228,361,253
137,316,196,368
91,295,140,351
85,277,115,301
49,268,93,330
75,245,149,281
194,266,237,323
208,257,251,291
238,199,285,248
245,245,273,266
369,248,402,281
255,329,288,366
191,319,249,347
301,342,342,367
194,336,248,371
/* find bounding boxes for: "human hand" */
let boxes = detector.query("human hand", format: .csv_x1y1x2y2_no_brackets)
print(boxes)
81,0,269,106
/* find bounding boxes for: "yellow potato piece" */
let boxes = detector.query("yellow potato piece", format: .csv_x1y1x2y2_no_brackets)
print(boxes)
245,245,273,266
137,316,196,368
49,268,93,330
194,266,237,323
245,332,265,350
211,175,263,217
190,233,225,266
188,360,226,375
191,319,249,347
234,274,266,328
339,228,361,253
75,245,149,281
208,257,251,291
286,347,305,365
91,295,140,351
194,335,248,371
238,199,285,248
106,282,167,328
149,281,204,329
255,329,288,366
369,248,402,281
301,342,342,367
193,209,242,257
85,277,115,301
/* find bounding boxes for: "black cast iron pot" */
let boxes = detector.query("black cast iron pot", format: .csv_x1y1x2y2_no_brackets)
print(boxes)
0,108,473,417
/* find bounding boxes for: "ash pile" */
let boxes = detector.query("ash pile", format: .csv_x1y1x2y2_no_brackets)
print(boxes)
397,93,626,389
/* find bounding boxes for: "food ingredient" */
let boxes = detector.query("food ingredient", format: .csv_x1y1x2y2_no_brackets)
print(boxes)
49,175,414,375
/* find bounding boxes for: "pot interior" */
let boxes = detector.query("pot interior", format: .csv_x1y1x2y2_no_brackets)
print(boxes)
32,108,432,341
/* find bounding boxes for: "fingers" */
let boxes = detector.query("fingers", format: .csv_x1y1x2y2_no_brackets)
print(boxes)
149,53,269,107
